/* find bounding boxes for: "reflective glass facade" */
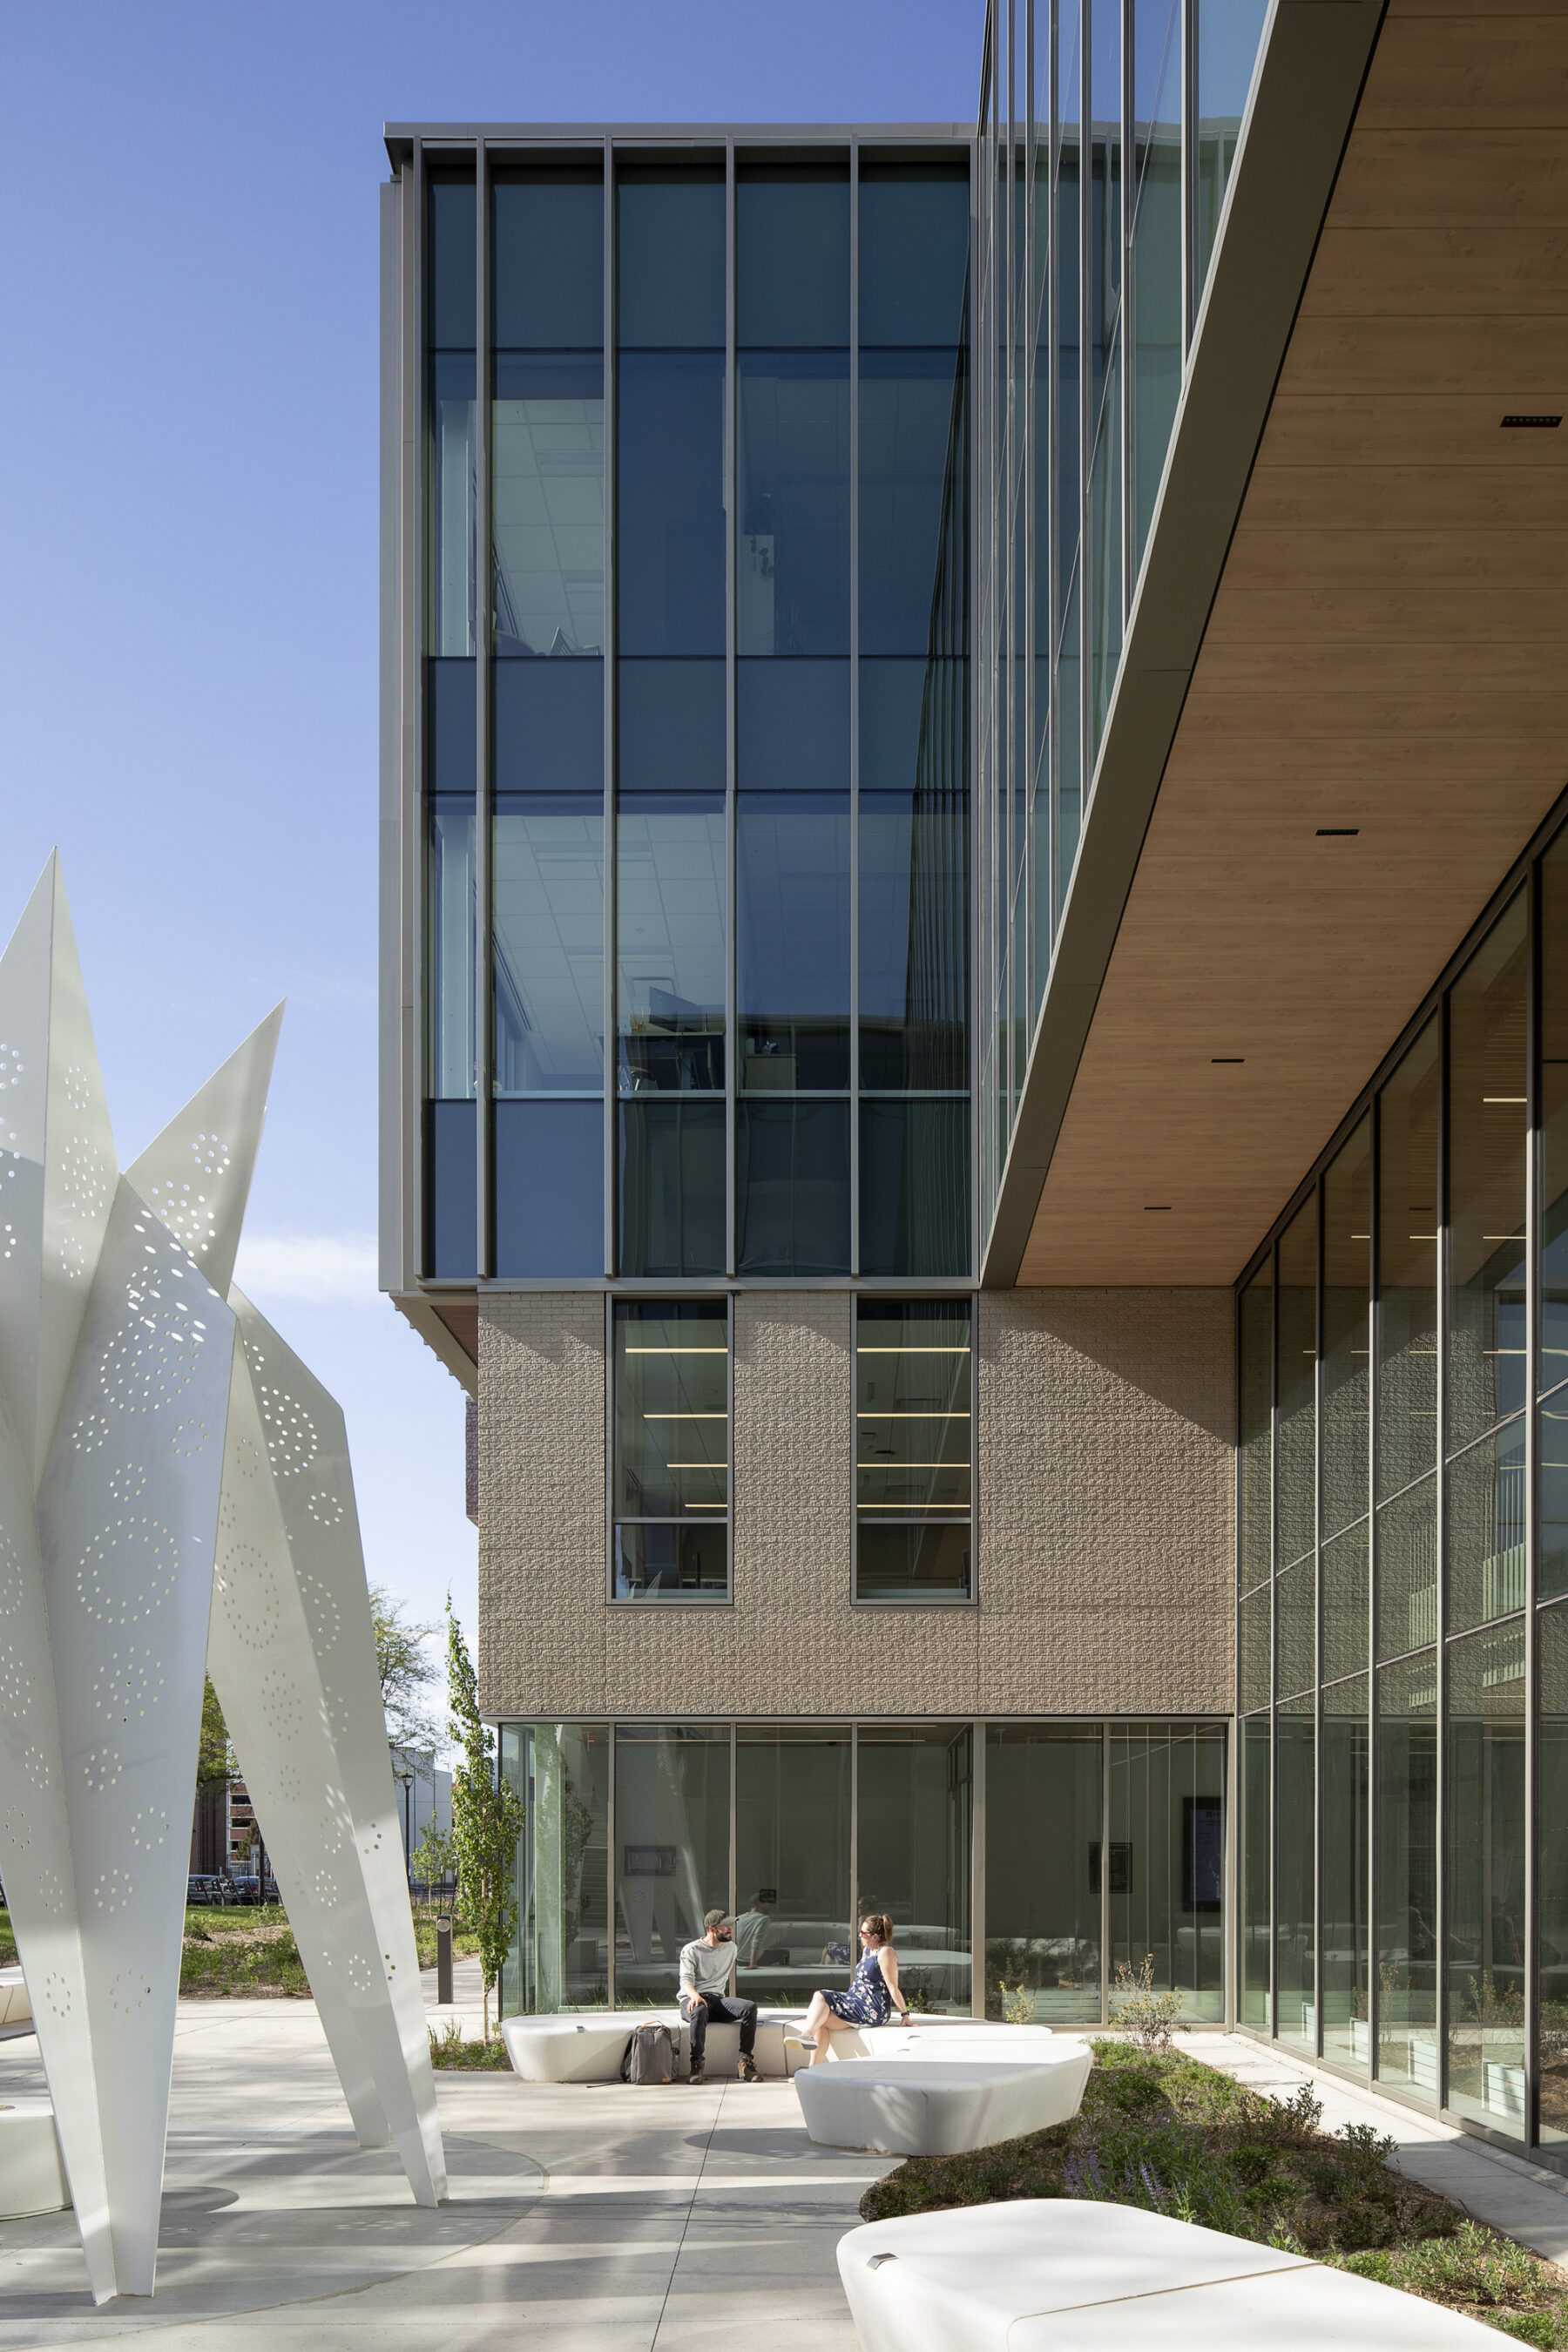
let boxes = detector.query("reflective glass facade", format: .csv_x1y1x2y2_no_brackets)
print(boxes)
1238,816,1568,2151
498,1714,1225,2020
974,0,1269,1240
416,142,971,1284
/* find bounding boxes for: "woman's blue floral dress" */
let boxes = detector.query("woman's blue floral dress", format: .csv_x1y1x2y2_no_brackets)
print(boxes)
822,1946,895,2024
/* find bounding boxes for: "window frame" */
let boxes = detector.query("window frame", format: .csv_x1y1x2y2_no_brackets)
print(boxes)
850,1290,978,1606
606,1291,735,1605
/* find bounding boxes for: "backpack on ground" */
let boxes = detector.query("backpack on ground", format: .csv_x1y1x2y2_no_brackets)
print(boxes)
621,2022,677,2085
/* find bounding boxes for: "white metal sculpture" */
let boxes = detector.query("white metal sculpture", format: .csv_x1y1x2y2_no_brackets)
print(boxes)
0,858,444,2302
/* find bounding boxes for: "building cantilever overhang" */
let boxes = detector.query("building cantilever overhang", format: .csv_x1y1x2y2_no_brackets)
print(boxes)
985,0,1568,1289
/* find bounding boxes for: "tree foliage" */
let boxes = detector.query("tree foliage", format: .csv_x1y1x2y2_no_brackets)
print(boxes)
197,1677,233,1785
445,1598,523,2041
368,1583,441,1751
409,1821,457,1903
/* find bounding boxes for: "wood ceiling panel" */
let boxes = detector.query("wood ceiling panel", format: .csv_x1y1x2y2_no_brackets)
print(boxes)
1330,131,1568,226
1252,395,1568,468
1281,312,1568,395
1017,7,1568,1289
1357,18,1568,125
1205,585,1568,647
1301,226,1568,315
1240,469,1568,533
1218,528,1568,592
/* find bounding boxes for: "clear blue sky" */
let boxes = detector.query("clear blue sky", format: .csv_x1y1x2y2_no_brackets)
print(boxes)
0,1,981,1728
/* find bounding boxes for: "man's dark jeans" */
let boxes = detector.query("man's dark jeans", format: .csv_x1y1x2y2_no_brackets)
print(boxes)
679,1991,757,2069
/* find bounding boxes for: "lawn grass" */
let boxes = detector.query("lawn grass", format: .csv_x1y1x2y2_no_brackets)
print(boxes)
5,1901,480,1999
180,1904,311,1997
861,2040,1568,2346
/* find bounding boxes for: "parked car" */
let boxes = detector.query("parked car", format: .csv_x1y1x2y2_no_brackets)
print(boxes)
186,1874,236,1907
226,1876,280,1907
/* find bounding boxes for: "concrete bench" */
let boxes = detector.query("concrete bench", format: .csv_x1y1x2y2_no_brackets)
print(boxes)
0,2104,69,2220
498,2007,1060,2085
820,2023,1058,2063
795,2044,1092,2156
499,2005,802,2083
0,1968,31,2030
837,2200,1502,2351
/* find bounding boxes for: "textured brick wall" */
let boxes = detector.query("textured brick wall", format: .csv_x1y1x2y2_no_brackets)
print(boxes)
478,1287,1235,1720
977,1290,1235,1714
477,1293,606,1718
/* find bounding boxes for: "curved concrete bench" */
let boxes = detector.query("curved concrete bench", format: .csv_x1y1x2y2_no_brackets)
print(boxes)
821,2024,1058,2063
0,1968,31,2030
838,2200,1501,2351
795,2044,1092,2155
500,2005,801,2083
0,2104,70,2220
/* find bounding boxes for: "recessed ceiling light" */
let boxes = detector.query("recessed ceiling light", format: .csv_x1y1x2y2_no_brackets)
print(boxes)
1144,1204,1172,1213
1502,414,1561,428
1315,827,1359,837
1212,1056,1244,1064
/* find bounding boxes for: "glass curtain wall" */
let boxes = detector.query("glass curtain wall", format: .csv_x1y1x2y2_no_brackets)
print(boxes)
490,163,607,1277
735,1725,853,2005
498,1715,1226,2021
418,139,972,1282
1238,822,1568,2163
976,0,1271,1247
423,169,479,1276
616,160,727,1276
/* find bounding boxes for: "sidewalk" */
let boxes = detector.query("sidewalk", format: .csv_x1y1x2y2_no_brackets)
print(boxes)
1179,2031,1568,2269
0,1992,886,2350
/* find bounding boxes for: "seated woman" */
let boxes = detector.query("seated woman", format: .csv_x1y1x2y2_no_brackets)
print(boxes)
802,1914,913,2064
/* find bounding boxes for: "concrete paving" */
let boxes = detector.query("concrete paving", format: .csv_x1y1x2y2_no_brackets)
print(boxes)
11,1992,1565,2349
0,1979,890,2350
1178,2031,1568,2270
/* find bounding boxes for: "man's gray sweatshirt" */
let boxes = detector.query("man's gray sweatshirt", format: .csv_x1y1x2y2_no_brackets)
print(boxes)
678,1937,734,2000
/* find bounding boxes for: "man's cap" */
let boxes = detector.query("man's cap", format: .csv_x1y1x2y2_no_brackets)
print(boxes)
704,1908,733,1931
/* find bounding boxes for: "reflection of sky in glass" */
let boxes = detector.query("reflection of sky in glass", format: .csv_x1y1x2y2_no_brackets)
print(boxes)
616,804,726,1047
1058,0,1081,135
493,802,604,1093
1091,0,1119,130
493,396,605,658
1134,0,1180,121
1199,0,1269,119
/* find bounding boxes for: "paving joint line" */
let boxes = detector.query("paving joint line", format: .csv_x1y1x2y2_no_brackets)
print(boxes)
648,2079,726,2350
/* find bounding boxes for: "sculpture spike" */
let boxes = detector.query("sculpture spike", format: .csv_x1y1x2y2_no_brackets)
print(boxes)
0,857,118,1489
125,1003,283,1301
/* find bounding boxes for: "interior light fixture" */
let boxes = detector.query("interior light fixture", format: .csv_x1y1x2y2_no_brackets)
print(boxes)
1502,414,1561,427
1145,1204,1173,1213
1315,827,1359,837
1211,1056,1244,1064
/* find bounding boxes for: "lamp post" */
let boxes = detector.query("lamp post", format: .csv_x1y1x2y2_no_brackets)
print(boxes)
395,1763,414,1888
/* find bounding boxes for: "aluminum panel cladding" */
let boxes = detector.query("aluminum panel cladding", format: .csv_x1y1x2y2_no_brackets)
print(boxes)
228,1283,446,2207
125,1004,283,1301
0,856,118,1490
33,1178,234,2295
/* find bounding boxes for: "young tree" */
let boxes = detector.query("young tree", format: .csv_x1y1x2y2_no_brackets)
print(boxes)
445,1598,523,2042
197,1678,233,1783
409,1821,456,1910
368,1583,442,1752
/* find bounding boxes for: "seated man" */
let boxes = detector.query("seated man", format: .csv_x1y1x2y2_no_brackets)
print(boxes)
734,1889,777,1966
678,1909,760,2084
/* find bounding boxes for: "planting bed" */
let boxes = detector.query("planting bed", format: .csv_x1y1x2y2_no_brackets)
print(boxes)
861,2040,1568,2346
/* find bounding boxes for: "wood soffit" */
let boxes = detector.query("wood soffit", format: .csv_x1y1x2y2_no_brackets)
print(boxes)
1018,2,1568,1290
